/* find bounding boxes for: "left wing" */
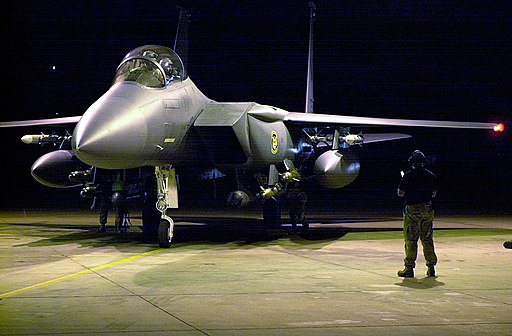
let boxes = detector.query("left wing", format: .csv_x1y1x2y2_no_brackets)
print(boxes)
0,116,81,128
283,112,499,130
248,109,502,131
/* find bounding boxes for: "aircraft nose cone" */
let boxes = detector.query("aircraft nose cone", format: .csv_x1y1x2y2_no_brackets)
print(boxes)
72,96,148,169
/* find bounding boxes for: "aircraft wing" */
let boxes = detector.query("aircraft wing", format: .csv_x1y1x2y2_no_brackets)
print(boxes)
282,112,498,130
0,116,81,128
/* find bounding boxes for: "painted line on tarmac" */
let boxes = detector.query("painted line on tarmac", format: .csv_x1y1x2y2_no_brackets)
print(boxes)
0,249,163,300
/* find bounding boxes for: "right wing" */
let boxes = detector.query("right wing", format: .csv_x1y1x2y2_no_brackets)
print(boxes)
0,116,81,128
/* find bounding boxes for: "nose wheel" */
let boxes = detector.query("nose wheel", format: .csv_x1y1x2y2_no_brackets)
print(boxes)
158,216,174,248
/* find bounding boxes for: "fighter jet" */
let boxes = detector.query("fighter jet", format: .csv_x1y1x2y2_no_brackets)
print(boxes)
0,6,504,247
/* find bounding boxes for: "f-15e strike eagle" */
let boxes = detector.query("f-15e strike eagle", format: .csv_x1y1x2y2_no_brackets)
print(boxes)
0,5,503,247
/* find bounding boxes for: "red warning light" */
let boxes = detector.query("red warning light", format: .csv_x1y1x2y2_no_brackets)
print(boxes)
493,123,504,132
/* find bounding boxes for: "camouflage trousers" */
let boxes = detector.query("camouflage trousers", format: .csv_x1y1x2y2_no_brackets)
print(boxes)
402,202,437,268
288,190,307,227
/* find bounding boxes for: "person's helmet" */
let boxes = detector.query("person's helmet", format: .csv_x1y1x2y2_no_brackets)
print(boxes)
159,58,173,75
408,150,427,168
159,57,173,67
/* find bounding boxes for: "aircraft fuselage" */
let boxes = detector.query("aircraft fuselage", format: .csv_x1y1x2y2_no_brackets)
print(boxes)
72,77,297,173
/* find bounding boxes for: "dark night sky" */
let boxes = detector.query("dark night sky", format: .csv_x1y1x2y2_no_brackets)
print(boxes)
1,1,511,213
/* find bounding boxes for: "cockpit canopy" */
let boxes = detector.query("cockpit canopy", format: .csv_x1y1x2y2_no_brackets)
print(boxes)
112,45,187,88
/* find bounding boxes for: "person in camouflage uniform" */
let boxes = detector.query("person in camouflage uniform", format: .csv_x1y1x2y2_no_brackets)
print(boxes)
397,150,438,278
286,182,308,235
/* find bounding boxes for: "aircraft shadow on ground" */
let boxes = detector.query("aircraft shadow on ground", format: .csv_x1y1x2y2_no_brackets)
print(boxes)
9,219,369,250
11,216,401,250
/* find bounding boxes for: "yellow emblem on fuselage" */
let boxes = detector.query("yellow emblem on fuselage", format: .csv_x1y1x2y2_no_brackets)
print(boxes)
271,130,279,154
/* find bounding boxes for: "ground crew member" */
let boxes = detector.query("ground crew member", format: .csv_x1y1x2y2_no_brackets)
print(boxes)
286,181,308,235
90,172,114,233
94,183,111,233
397,150,438,278
111,175,128,232
93,173,127,233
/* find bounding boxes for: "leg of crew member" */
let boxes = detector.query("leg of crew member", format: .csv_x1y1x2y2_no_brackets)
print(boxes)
419,209,437,277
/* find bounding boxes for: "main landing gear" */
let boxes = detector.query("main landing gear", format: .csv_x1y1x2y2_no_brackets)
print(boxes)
155,165,178,248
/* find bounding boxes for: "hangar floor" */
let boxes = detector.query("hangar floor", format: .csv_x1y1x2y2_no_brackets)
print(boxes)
0,208,511,335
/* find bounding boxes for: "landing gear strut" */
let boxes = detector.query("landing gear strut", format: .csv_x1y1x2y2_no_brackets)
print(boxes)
155,165,178,248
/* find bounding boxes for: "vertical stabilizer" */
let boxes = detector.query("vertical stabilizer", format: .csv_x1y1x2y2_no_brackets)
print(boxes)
174,6,190,70
305,2,316,113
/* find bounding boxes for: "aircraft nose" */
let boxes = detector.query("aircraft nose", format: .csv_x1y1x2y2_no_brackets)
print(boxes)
72,96,148,169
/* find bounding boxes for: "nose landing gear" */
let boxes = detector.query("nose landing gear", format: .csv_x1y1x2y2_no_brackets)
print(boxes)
155,165,178,248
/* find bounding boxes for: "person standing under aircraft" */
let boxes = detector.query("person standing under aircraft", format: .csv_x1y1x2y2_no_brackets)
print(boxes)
93,180,113,233
95,191,109,233
93,173,127,233
397,150,438,278
111,175,128,232
285,181,308,236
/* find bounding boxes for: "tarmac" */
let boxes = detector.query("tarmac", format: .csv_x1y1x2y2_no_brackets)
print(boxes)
0,208,511,335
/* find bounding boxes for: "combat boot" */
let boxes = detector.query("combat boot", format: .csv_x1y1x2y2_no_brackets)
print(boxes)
427,266,436,277
397,266,414,278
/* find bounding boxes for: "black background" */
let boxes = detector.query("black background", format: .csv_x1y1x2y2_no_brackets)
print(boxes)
1,1,510,214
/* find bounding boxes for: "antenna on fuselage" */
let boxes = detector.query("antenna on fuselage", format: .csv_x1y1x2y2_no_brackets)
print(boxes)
174,6,190,70
305,2,316,113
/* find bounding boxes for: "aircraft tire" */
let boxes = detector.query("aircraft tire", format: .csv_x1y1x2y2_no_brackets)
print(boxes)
158,219,172,248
